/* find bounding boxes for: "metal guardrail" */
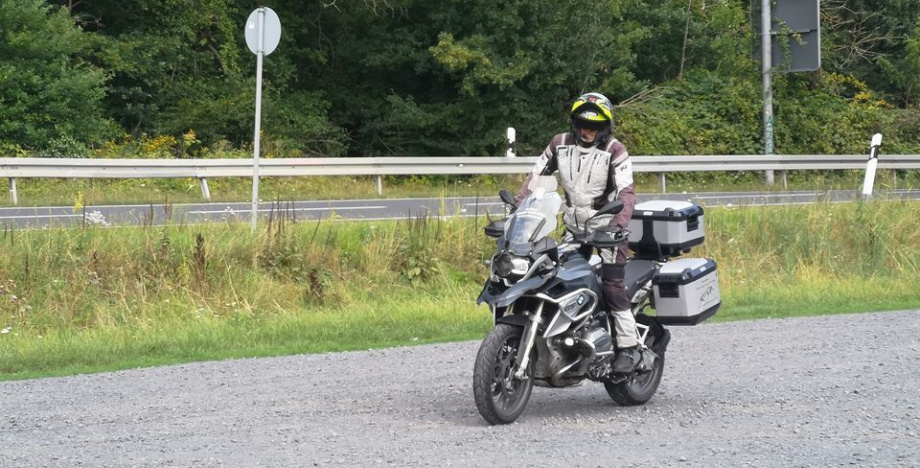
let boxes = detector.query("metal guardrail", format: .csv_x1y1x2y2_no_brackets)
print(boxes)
2,154,919,205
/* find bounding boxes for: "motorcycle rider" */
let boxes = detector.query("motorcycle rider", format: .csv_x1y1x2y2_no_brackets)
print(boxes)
515,92,639,373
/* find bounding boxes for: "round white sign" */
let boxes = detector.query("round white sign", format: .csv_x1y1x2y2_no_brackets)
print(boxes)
245,7,281,56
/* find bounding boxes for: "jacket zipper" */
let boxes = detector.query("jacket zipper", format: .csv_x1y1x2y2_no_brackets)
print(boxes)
586,151,600,184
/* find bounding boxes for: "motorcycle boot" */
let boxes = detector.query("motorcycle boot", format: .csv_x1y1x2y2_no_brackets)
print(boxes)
612,346,640,373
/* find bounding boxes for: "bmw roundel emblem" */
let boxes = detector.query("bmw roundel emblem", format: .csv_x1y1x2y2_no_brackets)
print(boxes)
577,295,585,305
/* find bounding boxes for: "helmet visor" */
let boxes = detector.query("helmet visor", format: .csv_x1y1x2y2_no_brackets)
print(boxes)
573,114,609,131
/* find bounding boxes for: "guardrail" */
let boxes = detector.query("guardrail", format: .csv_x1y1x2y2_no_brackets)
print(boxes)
2,154,919,205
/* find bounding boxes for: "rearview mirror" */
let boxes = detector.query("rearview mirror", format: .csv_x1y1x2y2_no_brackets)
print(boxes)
499,189,517,207
596,200,624,216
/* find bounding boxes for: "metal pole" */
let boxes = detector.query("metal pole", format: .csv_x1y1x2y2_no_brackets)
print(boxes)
376,175,383,196
506,127,516,158
658,173,667,193
862,133,883,200
9,178,17,206
761,0,775,186
251,8,265,233
199,178,211,201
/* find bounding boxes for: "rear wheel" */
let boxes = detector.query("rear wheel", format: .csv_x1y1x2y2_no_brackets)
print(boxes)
605,325,665,406
604,353,664,406
472,323,535,425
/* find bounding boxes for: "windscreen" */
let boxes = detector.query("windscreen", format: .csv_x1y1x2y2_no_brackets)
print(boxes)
505,176,561,244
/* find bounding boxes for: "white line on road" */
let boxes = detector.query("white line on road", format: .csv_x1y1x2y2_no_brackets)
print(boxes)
0,214,81,220
186,205,388,215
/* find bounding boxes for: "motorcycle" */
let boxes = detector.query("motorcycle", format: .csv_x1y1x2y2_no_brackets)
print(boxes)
473,176,720,425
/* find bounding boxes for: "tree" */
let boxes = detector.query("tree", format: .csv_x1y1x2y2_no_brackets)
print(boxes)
0,0,113,153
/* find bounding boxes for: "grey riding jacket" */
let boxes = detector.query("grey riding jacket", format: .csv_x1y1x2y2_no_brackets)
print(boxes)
517,132,636,233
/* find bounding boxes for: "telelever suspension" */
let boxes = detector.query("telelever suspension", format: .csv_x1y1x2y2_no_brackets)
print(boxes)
514,302,544,380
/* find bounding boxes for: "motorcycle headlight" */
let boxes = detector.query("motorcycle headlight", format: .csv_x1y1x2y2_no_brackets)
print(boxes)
493,253,530,278
511,257,531,275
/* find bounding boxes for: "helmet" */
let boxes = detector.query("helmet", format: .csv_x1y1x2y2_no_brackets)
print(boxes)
570,92,614,146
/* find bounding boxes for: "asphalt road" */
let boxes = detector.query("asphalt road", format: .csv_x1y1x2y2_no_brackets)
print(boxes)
1,189,918,229
1,310,918,467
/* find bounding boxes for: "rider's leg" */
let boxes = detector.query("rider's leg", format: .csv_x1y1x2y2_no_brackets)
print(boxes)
601,244,639,372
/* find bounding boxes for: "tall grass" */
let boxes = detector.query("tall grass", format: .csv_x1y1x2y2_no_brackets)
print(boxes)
1,199,919,379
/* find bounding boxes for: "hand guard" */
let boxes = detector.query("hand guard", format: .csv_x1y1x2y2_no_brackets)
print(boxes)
585,226,628,249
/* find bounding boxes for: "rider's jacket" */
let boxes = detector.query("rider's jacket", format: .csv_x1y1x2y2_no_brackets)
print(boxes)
517,133,636,233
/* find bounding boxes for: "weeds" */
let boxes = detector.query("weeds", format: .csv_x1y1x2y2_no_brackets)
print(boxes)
1,200,919,378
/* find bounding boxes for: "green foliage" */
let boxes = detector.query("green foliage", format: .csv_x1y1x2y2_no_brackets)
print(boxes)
397,214,441,286
0,0,114,151
3,1,918,157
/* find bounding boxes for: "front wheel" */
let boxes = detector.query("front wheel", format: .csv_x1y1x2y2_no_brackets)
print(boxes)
472,323,535,425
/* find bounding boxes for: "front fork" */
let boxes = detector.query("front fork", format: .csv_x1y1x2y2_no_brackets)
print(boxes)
513,301,544,380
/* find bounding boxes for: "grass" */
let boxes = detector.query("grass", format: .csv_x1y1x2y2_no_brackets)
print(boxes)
1,199,919,380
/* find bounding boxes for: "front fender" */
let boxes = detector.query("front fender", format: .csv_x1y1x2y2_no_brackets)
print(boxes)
477,276,549,308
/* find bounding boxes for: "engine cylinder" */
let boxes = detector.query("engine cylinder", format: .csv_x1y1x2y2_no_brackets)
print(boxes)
582,327,613,353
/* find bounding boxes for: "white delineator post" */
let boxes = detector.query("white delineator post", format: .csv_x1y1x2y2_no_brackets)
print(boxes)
861,133,883,200
506,127,516,158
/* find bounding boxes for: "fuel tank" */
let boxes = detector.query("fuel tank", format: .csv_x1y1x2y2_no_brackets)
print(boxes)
544,253,603,299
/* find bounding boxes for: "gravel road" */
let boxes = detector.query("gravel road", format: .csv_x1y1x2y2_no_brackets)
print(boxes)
2,310,919,468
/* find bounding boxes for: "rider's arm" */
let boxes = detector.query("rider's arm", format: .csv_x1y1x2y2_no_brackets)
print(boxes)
606,140,635,230
515,134,564,205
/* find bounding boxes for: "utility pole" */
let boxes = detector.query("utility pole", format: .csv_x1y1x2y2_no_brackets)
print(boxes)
761,0,775,186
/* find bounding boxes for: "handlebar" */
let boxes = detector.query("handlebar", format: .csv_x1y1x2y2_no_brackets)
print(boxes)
569,228,629,249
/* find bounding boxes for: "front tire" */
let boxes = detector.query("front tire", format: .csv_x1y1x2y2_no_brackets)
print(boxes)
472,323,535,425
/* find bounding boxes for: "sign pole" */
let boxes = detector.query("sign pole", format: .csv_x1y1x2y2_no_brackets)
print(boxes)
761,0,775,186
250,8,265,233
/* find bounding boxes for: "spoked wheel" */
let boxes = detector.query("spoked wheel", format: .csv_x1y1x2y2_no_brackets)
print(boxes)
605,327,665,406
472,323,535,425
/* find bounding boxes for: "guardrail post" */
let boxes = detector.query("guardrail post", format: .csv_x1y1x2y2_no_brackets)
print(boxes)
199,178,211,201
376,175,383,196
658,173,667,193
780,170,787,190
8,178,17,206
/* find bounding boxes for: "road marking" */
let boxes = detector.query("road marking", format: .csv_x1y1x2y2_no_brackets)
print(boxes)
186,205,387,214
0,214,81,220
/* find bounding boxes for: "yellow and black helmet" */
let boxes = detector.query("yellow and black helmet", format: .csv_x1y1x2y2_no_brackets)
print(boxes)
570,92,614,145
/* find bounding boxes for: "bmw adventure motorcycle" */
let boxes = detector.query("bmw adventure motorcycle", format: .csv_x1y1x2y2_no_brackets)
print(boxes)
473,176,720,425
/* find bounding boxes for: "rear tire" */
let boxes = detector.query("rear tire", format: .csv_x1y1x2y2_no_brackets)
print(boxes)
472,323,535,425
604,353,664,406
605,322,665,406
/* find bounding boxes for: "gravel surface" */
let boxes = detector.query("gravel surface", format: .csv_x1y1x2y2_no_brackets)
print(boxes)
2,310,919,468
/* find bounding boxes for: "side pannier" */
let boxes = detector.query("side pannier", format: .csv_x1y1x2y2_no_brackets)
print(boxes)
651,258,720,326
